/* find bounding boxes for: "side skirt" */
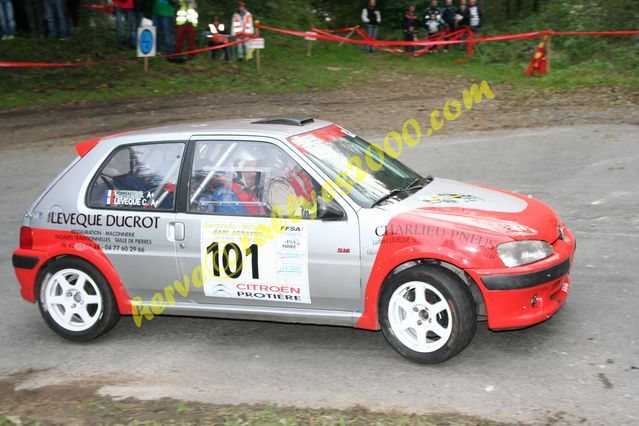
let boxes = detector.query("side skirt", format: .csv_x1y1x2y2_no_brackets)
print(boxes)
137,301,361,327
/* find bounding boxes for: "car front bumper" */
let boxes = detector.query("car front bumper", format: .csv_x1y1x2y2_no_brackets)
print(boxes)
467,230,576,330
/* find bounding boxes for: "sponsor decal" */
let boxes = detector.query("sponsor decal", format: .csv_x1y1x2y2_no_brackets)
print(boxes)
375,224,446,237
104,190,159,207
200,219,311,304
372,224,497,250
420,193,483,204
47,212,160,229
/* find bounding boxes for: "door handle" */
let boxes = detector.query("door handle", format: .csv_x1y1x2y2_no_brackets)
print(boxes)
168,222,185,241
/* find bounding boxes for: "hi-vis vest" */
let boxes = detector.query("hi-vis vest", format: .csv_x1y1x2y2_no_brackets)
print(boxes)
176,0,198,26
208,22,227,43
231,11,254,37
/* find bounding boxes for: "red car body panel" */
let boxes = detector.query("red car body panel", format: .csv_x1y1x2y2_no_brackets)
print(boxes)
355,187,575,330
13,228,132,314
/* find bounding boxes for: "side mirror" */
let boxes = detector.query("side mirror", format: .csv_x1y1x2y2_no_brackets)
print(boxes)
317,196,345,221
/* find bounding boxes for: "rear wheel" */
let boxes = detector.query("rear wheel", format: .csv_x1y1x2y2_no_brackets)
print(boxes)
379,265,477,364
37,258,120,341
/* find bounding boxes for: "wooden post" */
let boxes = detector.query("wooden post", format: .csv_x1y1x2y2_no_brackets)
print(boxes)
307,40,313,57
144,57,149,73
255,20,261,71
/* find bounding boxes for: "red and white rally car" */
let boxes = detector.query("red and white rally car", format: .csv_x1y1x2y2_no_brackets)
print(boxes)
12,117,575,363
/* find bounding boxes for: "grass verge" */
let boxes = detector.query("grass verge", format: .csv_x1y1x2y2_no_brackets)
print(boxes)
1,24,638,109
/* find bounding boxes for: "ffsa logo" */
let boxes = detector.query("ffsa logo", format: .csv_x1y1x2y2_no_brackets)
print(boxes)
280,226,301,232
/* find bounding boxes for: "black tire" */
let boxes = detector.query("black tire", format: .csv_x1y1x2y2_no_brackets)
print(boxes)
37,257,120,342
379,265,477,364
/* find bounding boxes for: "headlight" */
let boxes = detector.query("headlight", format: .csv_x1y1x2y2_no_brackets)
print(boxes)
497,240,554,267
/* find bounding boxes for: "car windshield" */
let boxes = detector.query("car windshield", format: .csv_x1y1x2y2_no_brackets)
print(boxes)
288,125,422,208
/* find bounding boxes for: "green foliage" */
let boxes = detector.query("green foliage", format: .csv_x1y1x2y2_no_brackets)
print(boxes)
479,1,638,67
197,0,320,29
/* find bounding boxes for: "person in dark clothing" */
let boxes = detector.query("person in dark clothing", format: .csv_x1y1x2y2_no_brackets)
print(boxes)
24,0,45,37
66,0,79,29
361,0,381,53
402,4,418,52
441,0,458,33
423,0,441,23
457,3,470,30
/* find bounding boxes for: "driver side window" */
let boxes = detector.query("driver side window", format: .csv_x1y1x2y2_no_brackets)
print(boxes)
87,143,185,211
188,141,319,219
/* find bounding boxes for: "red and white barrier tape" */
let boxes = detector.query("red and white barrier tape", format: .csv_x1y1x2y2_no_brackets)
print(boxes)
0,38,245,68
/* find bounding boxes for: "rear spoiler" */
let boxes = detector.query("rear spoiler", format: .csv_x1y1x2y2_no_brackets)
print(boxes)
75,137,101,157
75,130,132,157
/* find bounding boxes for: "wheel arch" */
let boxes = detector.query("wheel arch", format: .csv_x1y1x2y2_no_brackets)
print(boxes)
34,253,132,315
356,256,486,330
386,259,486,317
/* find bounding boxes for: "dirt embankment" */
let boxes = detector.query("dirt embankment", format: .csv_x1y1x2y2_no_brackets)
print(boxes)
1,75,637,149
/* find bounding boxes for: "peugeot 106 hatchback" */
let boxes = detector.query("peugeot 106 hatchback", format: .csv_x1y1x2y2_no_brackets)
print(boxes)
12,117,576,363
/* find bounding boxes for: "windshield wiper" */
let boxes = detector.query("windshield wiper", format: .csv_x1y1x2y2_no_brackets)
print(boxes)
371,175,434,208
406,175,434,190
371,188,407,208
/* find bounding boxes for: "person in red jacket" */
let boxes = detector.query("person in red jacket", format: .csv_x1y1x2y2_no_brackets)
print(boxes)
113,0,138,49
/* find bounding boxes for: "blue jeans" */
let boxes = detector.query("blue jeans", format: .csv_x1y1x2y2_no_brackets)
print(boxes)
0,0,16,36
365,24,378,52
236,37,251,60
152,14,174,54
115,7,139,47
43,0,68,38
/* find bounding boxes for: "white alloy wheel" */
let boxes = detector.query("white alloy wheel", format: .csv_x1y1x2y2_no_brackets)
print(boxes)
43,268,103,332
388,281,453,353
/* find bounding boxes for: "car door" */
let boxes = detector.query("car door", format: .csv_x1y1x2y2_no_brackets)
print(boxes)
84,141,185,302
174,136,362,313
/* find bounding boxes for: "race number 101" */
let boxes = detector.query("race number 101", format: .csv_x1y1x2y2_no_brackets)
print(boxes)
206,241,259,279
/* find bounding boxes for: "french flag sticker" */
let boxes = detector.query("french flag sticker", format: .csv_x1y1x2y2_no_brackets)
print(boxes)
104,190,116,205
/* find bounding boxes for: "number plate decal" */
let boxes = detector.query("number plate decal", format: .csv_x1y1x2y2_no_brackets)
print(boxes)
200,219,311,303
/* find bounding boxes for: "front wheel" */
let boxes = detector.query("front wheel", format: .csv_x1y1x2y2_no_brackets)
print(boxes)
379,265,477,364
37,258,120,341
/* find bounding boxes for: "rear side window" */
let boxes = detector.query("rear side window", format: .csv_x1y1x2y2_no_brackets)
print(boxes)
87,143,185,211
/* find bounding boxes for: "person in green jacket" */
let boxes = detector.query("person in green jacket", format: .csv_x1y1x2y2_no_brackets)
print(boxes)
152,0,175,54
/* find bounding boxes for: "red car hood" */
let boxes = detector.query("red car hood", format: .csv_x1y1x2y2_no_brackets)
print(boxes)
381,178,561,243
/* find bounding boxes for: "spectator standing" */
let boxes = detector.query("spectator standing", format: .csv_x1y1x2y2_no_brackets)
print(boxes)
152,0,175,54
209,16,231,61
423,0,441,23
67,0,80,29
0,0,15,40
441,0,458,32
361,0,381,53
401,4,418,53
468,0,481,33
25,0,45,38
457,3,469,30
43,0,68,39
114,0,136,48
425,12,444,39
133,0,146,32
174,0,198,57
231,1,254,61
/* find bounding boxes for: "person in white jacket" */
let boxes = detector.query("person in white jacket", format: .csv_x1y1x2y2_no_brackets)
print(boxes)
361,0,381,53
231,1,254,60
